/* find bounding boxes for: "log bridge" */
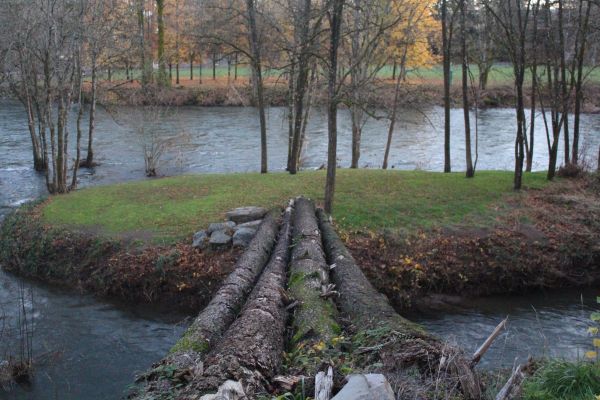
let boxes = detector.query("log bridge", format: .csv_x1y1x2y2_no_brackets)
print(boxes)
131,197,484,400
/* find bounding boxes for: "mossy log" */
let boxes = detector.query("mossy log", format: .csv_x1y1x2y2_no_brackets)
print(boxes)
131,210,280,398
189,202,294,397
316,209,482,399
173,210,280,354
288,198,339,347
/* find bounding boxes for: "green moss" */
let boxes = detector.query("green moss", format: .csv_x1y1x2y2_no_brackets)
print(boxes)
40,170,549,244
169,331,209,354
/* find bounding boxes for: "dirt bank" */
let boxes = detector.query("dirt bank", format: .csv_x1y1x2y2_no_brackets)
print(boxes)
0,202,240,313
1,176,599,317
92,78,600,112
348,175,600,311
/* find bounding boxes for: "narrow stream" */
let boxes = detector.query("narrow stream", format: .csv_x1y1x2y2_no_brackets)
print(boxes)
0,99,599,396
408,289,598,370
0,270,189,400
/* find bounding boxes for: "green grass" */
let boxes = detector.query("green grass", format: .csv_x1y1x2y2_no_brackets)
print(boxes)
522,360,600,400
41,170,548,243
95,63,600,86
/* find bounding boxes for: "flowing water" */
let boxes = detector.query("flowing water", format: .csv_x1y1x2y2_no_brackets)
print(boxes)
0,98,599,397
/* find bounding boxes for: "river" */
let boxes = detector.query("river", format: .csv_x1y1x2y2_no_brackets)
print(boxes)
0,99,598,398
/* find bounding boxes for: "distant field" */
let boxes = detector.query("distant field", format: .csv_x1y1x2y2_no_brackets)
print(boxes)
41,170,548,244
94,63,600,86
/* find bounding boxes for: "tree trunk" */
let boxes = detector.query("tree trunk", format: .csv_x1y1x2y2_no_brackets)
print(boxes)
558,0,570,166
324,0,344,214
156,0,168,86
246,0,268,174
176,63,180,85
317,209,482,399
461,0,474,178
173,211,278,354
190,53,194,81
572,0,591,165
85,56,98,168
192,206,293,396
442,0,452,173
289,0,312,175
383,61,404,170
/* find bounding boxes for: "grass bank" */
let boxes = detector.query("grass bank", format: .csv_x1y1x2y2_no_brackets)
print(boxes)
41,170,548,244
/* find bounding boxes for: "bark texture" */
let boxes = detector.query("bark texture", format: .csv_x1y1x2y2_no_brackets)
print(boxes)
130,211,280,399
317,209,482,399
177,210,280,353
288,198,339,348
190,203,294,396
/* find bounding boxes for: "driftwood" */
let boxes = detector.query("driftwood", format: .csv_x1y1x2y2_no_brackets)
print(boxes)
316,209,482,399
471,317,508,367
190,204,294,396
314,367,334,400
288,198,339,346
495,364,524,400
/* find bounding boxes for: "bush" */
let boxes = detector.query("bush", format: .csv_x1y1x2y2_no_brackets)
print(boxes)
522,360,600,400
557,163,586,179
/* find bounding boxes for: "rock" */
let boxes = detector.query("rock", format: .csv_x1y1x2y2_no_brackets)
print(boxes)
210,230,232,248
208,221,236,234
233,219,262,231
331,374,395,400
226,206,268,224
192,231,209,249
232,227,257,248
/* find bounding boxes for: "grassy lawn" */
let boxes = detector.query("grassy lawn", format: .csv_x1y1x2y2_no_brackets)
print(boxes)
41,170,548,244
95,64,600,87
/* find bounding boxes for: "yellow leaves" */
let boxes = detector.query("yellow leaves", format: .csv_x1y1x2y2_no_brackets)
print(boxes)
313,341,326,352
588,327,599,335
176,282,188,291
593,338,600,348
585,351,598,359
331,336,345,346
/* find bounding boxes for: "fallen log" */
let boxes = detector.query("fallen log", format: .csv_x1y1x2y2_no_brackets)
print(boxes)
172,210,280,354
288,198,339,347
130,210,280,398
188,203,294,397
317,209,482,399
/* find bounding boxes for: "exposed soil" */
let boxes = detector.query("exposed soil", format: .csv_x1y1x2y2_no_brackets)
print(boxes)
347,176,600,311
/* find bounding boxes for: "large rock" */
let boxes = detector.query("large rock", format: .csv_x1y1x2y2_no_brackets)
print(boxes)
233,219,263,231
226,206,268,224
232,227,257,248
331,374,395,400
192,230,209,250
207,221,236,234
210,230,232,249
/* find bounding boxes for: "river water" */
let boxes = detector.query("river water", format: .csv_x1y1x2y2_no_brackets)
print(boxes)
0,99,599,397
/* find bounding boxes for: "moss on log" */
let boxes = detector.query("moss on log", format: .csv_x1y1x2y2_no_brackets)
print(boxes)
130,210,280,398
288,198,339,347
316,209,482,399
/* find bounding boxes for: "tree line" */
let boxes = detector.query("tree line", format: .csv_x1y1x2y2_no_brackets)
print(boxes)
1,0,599,212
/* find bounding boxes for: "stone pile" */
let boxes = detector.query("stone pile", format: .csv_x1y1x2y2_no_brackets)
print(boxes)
192,206,268,250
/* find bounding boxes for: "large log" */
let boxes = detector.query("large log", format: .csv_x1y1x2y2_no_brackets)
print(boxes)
316,209,482,399
131,210,280,398
189,203,295,397
288,198,339,347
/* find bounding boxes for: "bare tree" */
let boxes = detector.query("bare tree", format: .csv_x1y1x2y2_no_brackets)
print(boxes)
460,0,474,177
324,0,345,213
485,0,537,190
